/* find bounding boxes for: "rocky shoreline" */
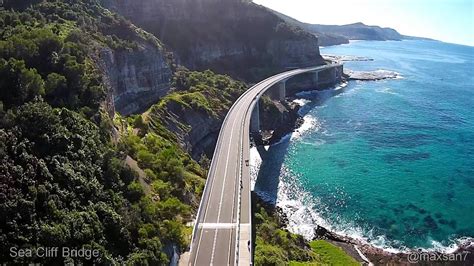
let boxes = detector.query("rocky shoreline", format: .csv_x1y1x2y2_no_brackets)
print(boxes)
313,223,474,265
323,54,374,62
345,69,401,81
256,64,473,265
270,201,474,265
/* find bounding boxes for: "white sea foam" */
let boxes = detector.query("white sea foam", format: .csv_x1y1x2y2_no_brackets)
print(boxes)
291,116,319,141
250,82,471,255
292,98,311,107
375,87,400,96
251,155,473,255
249,146,262,190
273,171,473,254
269,133,292,147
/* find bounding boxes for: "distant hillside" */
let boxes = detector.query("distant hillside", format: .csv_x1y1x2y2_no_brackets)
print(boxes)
271,9,350,46
270,8,424,46
310,22,403,41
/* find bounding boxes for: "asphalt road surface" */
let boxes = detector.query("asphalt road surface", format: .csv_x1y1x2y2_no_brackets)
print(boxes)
189,65,341,266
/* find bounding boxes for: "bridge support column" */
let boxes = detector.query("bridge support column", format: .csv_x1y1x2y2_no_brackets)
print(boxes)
277,81,286,101
331,67,337,83
312,71,319,89
336,65,343,82
250,101,260,133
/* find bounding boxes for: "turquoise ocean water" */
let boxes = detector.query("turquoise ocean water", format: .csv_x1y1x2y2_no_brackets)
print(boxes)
254,40,474,251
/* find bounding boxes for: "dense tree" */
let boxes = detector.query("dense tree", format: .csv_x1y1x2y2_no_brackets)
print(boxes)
0,1,205,264
0,58,44,109
0,100,184,264
2,0,42,10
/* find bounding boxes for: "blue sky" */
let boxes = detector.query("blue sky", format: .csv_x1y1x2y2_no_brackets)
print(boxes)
253,0,474,46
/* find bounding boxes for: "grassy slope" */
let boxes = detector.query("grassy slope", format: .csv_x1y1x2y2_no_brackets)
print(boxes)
254,198,359,265
289,241,360,266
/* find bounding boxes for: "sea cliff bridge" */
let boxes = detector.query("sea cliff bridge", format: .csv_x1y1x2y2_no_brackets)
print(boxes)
188,63,343,265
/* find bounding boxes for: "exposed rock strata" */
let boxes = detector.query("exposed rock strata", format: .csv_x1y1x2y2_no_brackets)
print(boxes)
100,0,324,81
99,43,173,115
152,100,223,160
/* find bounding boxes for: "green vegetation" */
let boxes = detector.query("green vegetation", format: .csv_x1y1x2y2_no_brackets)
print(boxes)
0,0,168,113
0,1,204,264
254,198,359,266
145,69,246,147
159,69,246,116
254,199,317,265
306,241,360,266
288,241,360,265
0,1,354,265
117,124,205,202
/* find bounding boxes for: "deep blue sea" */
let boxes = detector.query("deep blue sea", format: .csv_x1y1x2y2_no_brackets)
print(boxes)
253,40,474,251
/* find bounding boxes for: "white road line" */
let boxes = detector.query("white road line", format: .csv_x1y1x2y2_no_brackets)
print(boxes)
228,94,251,265
210,101,246,265
199,223,238,229
192,112,231,266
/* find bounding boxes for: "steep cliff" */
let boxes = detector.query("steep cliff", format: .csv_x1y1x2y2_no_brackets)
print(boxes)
89,18,175,116
259,96,302,144
144,69,299,161
145,70,245,160
98,41,173,115
99,0,324,81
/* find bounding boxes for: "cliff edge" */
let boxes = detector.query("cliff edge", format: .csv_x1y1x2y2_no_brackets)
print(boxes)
100,0,325,81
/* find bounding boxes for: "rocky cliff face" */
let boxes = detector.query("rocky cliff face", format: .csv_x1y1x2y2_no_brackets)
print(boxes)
100,0,324,81
144,69,301,161
153,97,300,160
94,25,173,115
152,100,223,160
259,98,302,144
98,42,173,115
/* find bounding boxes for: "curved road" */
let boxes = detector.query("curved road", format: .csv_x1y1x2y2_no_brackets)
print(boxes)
189,64,342,266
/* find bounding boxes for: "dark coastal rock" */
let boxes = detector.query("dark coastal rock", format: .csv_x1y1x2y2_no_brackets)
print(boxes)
345,69,400,81
323,54,374,62
313,225,347,242
392,207,404,215
449,220,457,229
439,218,449,225
383,152,431,164
260,100,303,145
418,208,428,215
